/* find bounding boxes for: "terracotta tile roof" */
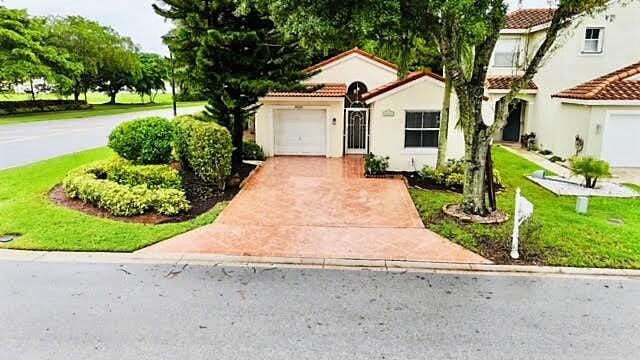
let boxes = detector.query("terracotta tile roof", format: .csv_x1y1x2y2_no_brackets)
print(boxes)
266,83,347,98
486,76,538,90
505,8,556,29
305,47,398,73
361,71,444,101
552,61,640,101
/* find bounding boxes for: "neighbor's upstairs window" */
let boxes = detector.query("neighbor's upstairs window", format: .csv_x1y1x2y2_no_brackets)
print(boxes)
493,38,520,67
405,111,440,148
583,27,604,53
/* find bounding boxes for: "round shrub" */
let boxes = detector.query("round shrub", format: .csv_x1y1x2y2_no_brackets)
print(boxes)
173,115,232,188
243,140,265,161
108,117,174,164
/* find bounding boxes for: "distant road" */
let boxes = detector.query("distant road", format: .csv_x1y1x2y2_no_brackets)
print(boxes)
2,261,640,359
0,106,203,170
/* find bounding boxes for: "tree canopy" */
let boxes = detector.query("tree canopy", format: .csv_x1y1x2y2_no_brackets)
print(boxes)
0,6,77,99
155,0,311,169
1,7,169,104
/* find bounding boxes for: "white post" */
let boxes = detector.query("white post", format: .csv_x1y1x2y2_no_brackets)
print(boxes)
510,187,521,259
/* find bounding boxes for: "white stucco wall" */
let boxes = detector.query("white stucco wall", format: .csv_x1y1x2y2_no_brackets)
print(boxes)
367,78,465,171
255,98,345,158
488,1,640,159
307,55,398,91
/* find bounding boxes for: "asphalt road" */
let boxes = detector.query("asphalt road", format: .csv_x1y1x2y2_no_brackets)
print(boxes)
1,261,638,359
0,106,203,170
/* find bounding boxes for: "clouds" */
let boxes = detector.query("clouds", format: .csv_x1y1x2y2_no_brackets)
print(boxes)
1,0,554,56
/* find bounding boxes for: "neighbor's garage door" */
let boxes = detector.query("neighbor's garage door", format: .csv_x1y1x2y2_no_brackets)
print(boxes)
602,113,640,167
274,109,326,155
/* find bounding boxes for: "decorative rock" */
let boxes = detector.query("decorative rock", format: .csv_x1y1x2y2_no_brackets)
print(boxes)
527,175,639,198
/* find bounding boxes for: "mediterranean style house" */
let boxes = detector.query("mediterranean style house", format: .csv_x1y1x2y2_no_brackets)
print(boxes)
255,48,465,171
486,1,640,167
255,1,640,171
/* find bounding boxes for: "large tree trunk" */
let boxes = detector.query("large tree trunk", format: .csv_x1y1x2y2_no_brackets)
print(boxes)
29,79,36,101
109,90,117,104
231,107,245,172
458,93,492,215
436,76,452,168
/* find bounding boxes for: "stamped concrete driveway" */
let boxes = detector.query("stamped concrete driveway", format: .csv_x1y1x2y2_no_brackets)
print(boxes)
141,157,489,263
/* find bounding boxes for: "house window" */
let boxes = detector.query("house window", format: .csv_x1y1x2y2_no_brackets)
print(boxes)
583,27,604,53
405,111,440,148
493,38,520,67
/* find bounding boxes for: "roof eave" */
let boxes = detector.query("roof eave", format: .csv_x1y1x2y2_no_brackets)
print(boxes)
501,22,551,34
552,97,640,106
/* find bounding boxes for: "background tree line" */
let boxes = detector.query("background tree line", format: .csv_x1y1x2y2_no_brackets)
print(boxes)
0,6,172,104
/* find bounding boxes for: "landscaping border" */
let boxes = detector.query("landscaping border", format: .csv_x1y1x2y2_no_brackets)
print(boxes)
1,249,638,278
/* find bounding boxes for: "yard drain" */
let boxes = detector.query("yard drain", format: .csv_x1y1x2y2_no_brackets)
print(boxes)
0,233,21,243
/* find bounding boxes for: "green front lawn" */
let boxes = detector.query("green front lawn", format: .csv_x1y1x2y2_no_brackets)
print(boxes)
411,146,640,268
0,148,224,252
0,100,206,125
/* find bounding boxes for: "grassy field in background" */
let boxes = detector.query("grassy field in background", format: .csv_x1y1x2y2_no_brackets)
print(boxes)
0,148,224,252
1,91,174,104
0,92,206,125
411,146,640,269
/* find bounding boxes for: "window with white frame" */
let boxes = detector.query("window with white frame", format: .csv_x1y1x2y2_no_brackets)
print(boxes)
493,38,520,67
404,111,440,148
583,27,604,53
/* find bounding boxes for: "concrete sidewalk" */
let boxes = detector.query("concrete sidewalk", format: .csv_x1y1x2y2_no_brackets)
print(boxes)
1,249,639,279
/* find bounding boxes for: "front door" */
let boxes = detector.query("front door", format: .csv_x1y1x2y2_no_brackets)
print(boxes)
502,101,523,142
345,108,368,154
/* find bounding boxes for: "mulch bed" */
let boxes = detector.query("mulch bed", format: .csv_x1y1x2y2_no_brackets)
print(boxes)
442,203,509,224
396,171,464,193
49,162,257,225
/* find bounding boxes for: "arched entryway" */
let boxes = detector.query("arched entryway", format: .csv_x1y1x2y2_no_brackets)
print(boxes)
345,82,369,154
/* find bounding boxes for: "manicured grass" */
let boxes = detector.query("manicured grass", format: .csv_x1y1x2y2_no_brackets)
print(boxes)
1,91,174,104
0,148,224,252
0,92,206,125
411,146,640,268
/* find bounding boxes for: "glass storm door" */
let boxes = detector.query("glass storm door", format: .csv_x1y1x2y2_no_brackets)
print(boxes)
345,108,368,154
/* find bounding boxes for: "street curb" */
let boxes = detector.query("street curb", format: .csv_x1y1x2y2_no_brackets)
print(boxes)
1,249,639,278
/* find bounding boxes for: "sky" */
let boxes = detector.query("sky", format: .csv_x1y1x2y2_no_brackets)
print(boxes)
1,0,553,56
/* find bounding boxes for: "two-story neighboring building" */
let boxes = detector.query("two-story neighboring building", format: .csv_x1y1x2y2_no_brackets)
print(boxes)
486,1,640,167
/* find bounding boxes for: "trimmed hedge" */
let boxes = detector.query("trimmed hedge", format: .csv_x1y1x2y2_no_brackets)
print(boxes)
81,157,182,189
62,157,190,216
243,140,265,160
108,117,174,165
420,159,503,189
173,115,232,188
0,100,91,115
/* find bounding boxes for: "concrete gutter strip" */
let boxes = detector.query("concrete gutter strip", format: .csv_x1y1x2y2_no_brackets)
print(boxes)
1,249,639,278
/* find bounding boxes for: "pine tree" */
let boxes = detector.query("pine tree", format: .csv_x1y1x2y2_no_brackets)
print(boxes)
154,0,310,170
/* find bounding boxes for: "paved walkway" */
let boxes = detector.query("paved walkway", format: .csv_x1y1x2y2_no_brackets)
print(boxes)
0,106,203,169
140,157,489,264
501,144,640,185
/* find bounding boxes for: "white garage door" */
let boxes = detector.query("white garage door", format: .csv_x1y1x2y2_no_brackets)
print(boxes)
602,113,640,167
274,109,326,155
